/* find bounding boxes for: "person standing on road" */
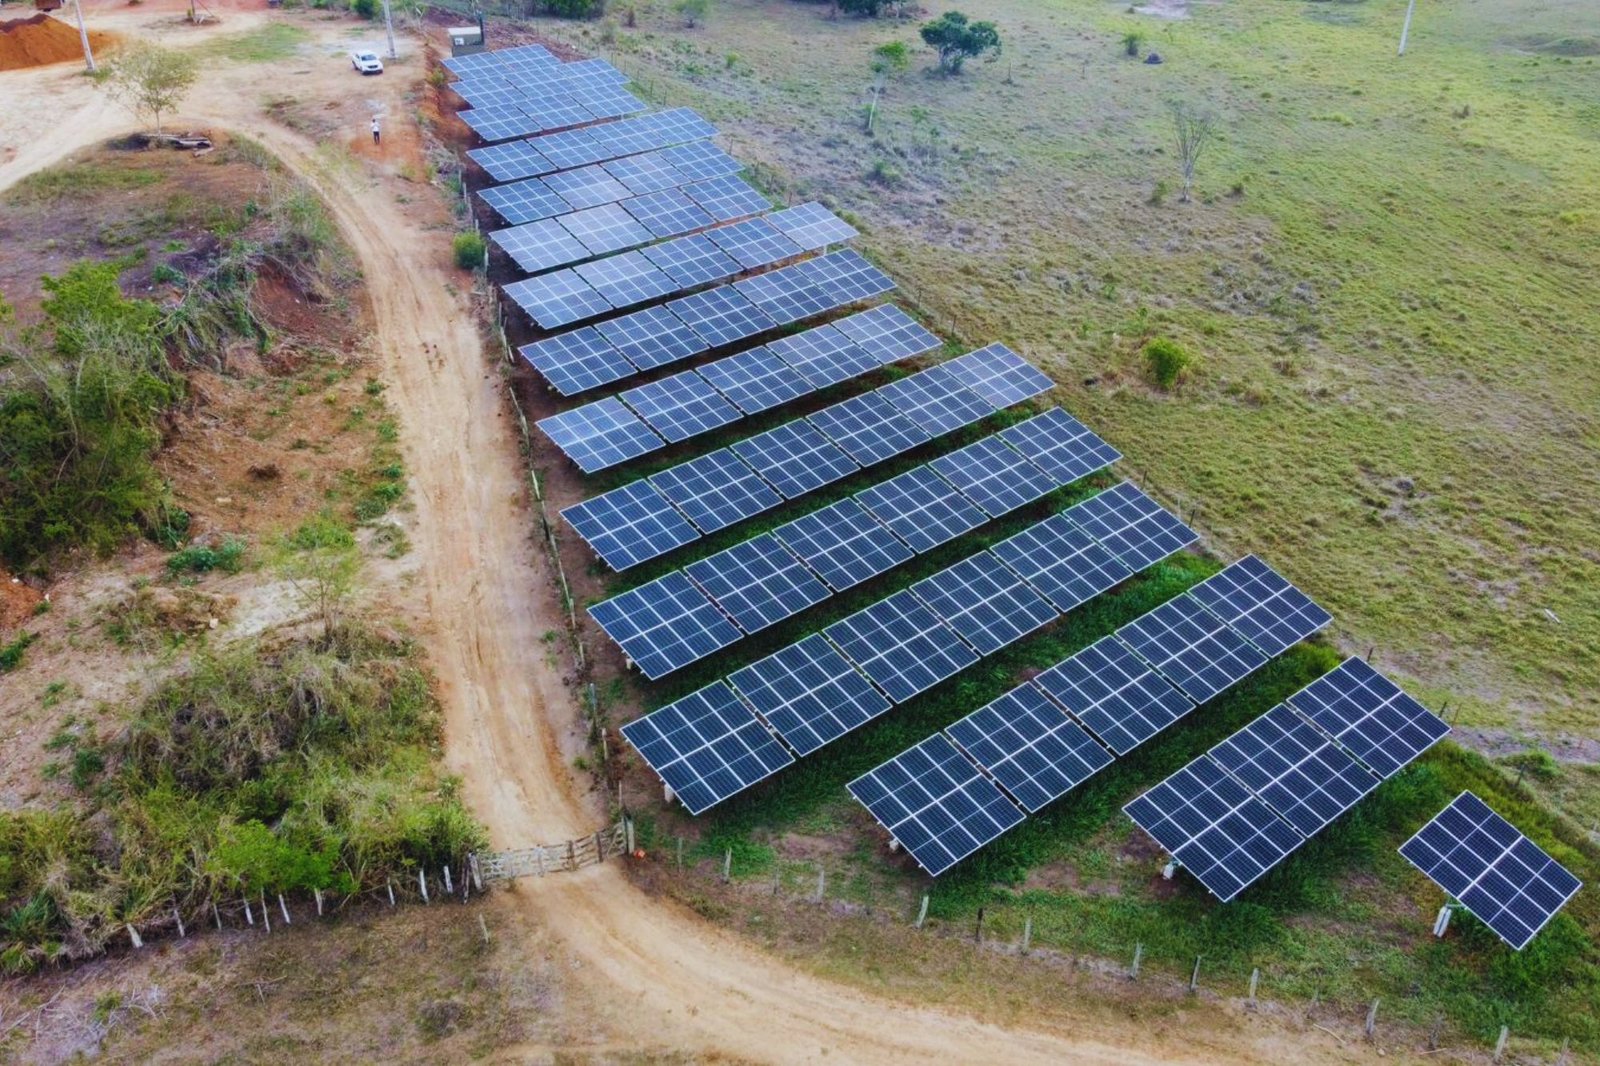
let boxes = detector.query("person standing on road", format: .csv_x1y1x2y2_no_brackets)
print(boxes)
371,116,381,146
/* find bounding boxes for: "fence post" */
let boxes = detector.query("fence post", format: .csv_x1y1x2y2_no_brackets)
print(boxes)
915,894,929,929
173,906,186,938
676,836,684,872
814,866,825,903
1365,998,1380,1039
1021,916,1032,954
419,868,430,904
314,888,324,917
626,818,636,855
1189,955,1202,993
212,900,222,930
387,880,396,906
470,854,484,892
443,865,454,895
127,924,143,950
722,848,732,883
260,892,271,933
278,894,291,925
244,897,254,926
1130,942,1143,980
1493,1026,1509,1062
1248,968,1259,1009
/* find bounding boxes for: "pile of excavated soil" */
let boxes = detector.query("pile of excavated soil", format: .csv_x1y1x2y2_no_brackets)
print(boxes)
0,13,112,71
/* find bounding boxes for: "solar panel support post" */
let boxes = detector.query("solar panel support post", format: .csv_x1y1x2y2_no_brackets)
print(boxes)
1130,942,1143,980
1365,998,1380,1040
915,894,929,929
722,848,732,883
1433,904,1453,938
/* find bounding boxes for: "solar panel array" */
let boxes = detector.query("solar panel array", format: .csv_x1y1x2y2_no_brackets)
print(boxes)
477,141,744,225
617,480,1194,811
851,554,1334,875
1124,655,1450,901
450,49,645,143
588,433,1132,676
1399,791,1582,950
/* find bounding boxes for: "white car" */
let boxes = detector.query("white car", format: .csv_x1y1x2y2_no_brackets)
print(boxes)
350,50,384,75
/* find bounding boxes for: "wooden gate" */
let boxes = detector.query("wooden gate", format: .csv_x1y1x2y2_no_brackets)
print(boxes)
471,820,627,884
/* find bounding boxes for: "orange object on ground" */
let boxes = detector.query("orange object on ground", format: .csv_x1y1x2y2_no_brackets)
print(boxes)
0,13,111,71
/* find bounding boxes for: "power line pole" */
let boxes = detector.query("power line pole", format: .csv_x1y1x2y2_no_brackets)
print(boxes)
72,0,97,73
1398,0,1417,56
379,0,395,59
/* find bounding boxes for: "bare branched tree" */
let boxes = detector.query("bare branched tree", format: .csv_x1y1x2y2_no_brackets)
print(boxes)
1170,102,1218,204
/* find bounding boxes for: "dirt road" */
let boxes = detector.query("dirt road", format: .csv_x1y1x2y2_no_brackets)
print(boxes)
0,17,1360,1064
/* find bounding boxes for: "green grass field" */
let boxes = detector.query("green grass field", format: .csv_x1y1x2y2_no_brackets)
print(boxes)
518,0,1600,1051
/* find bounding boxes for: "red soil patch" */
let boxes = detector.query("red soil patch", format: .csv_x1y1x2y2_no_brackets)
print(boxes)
0,13,113,71
0,567,44,632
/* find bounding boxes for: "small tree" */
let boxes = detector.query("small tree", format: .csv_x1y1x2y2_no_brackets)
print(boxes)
840,0,889,15
919,11,1000,74
275,515,361,640
100,44,199,136
1169,101,1218,203
865,41,910,132
674,0,708,28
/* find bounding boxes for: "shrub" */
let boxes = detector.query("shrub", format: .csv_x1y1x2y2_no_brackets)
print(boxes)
1122,30,1143,57
673,0,708,27
0,632,35,673
544,0,606,16
451,231,486,271
352,0,376,18
166,538,247,575
1143,336,1191,389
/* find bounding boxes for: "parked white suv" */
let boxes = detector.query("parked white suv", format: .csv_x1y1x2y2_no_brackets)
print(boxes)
350,50,384,75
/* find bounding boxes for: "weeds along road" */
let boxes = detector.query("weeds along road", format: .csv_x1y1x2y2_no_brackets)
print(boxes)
0,18,1358,1064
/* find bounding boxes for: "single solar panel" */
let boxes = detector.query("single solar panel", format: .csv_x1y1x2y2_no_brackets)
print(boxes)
620,682,792,816
772,498,913,592
695,345,812,415
667,286,777,348
468,139,553,183
537,397,663,473
461,104,542,142
877,368,995,436
729,633,891,756
490,218,591,274
1399,791,1582,950
1032,635,1195,755
1124,756,1305,902
602,150,690,195
519,327,634,396
640,233,742,289
648,448,782,534
451,79,524,110
928,436,1058,517
1208,703,1381,838
730,420,858,499
561,479,698,572
942,343,1054,407
989,510,1133,613
528,125,607,171
659,138,743,181
620,370,743,443
620,187,714,238
732,267,834,325
1284,657,1450,780
589,571,741,680
682,174,772,222
855,465,987,553
765,201,859,249
831,304,942,364
704,217,805,270
999,408,1122,485
502,270,612,329
542,164,634,211
911,551,1058,656
848,733,1025,878
824,589,979,703
1116,595,1270,705
797,248,895,304
479,176,571,225
573,251,678,309
947,685,1113,813
1186,555,1333,657
766,325,879,388
559,202,653,257
685,534,830,634
1067,481,1199,572
807,392,932,466
595,304,708,371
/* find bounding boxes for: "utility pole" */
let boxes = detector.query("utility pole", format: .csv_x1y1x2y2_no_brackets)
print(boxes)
379,0,395,60
1398,0,1417,56
72,0,96,73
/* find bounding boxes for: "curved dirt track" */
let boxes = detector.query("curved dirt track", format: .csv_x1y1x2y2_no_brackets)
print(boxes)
0,22,1358,1064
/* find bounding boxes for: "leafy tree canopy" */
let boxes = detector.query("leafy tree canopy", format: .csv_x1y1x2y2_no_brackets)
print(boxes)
919,10,1000,73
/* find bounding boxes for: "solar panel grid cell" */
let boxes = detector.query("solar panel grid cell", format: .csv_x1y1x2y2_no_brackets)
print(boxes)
909,551,1059,656
587,571,741,680
798,249,896,303
831,304,942,364
927,436,1058,517
1208,703,1381,837
502,270,612,328
1032,635,1196,755
1067,480,1200,571
877,367,995,435
640,233,742,289
942,343,1055,407
846,734,1025,877
732,268,833,325
766,326,879,388
988,510,1133,613
694,346,813,415
823,589,979,703
648,448,783,534
518,327,635,396
572,251,678,309
772,498,914,592
601,151,690,195
559,201,653,256
730,420,858,498
1284,657,1450,779
667,286,777,348
619,681,793,815
659,139,744,181
855,465,988,553
594,303,709,370
619,370,743,443
1115,594,1270,705
729,634,891,756
468,139,552,183
560,479,699,572
620,188,715,238
542,165,634,211
682,174,773,222
685,534,831,634
999,408,1123,485
806,392,933,466
491,217,592,274
704,218,806,270
1123,756,1305,902
478,176,571,224
946,685,1113,813
765,201,860,249
537,396,663,473
1186,554,1334,657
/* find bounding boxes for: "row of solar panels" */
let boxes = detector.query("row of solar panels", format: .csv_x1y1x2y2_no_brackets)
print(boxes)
448,49,647,143
588,411,1128,678
469,107,720,183
1122,658,1452,901
480,141,745,226
619,481,1199,814
508,209,866,350
559,345,1061,566
848,555,1339,876
489,172,776,278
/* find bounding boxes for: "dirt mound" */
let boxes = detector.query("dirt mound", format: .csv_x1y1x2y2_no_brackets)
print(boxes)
0,13,112,71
